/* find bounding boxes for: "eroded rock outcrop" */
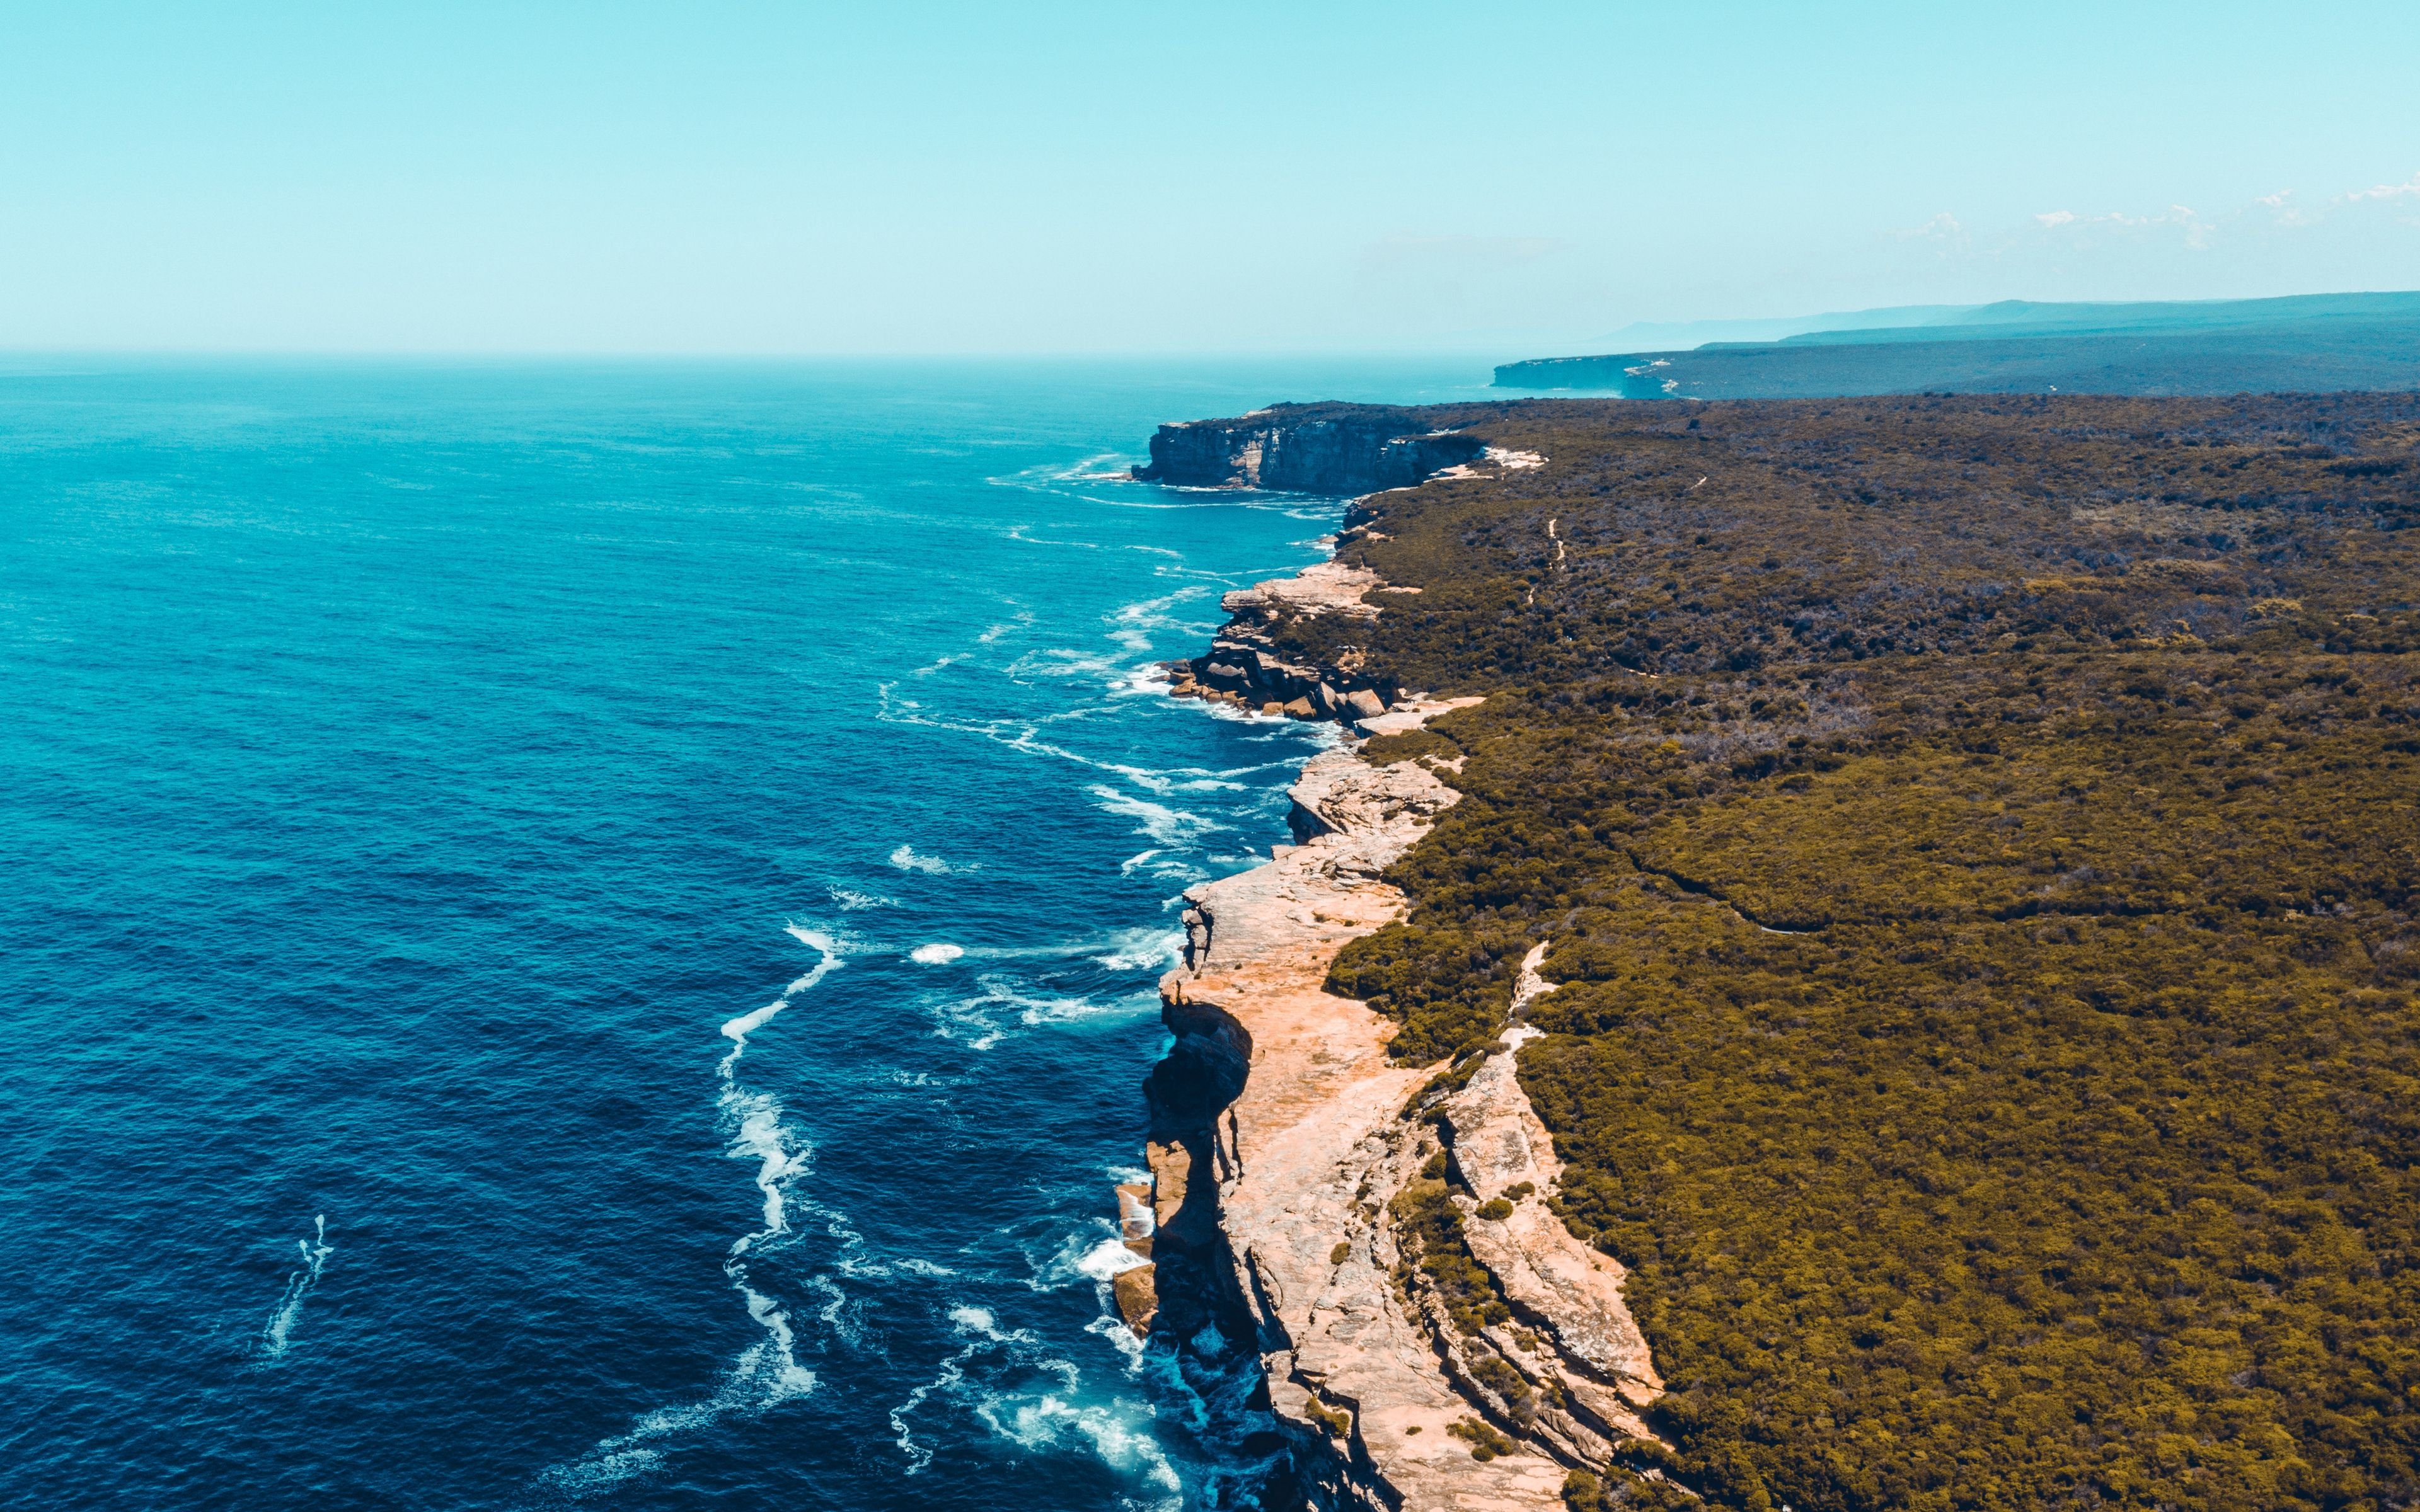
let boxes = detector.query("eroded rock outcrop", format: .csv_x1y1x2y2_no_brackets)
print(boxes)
1165,560,1395,721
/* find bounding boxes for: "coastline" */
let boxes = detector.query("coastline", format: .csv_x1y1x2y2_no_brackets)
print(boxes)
1125,521,1667,1508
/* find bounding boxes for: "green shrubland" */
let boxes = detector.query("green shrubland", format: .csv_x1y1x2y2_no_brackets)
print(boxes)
1276,394,2420,1509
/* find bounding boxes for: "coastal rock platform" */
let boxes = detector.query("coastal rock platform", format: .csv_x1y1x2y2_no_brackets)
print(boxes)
1129,573,1664,1509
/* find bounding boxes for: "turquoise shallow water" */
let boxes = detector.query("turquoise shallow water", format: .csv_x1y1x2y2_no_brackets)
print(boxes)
0,358,1494,1509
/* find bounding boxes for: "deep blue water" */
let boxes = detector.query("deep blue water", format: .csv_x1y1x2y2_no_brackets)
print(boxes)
0,358,1495,1510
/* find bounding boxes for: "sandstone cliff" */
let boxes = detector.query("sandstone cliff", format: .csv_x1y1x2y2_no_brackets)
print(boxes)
1130,403,1485,493
1123,547,1670,1509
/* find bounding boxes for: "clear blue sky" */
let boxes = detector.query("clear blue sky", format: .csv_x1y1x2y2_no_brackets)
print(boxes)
4,0,2416,355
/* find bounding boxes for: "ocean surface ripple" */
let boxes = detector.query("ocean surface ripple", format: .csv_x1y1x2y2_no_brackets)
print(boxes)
0,358,1489,1509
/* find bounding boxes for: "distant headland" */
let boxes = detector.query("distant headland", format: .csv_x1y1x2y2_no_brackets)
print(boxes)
1495,289,2420,398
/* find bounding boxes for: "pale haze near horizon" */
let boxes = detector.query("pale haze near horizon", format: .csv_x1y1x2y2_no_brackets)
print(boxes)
5,0,2416,357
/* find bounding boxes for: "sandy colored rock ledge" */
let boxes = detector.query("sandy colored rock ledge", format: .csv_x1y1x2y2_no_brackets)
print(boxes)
1134,705,1664,1509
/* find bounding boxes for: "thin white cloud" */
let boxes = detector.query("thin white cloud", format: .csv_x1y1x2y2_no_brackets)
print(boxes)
1991,170,2420,251
2254,189,2315,227
2025,202,2213,249
2339,171,2420,203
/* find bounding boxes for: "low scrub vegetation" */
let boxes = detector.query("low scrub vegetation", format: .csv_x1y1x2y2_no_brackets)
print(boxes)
1277,393,2420,1510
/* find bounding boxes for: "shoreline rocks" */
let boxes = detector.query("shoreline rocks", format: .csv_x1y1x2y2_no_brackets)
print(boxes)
1162,561,1400,723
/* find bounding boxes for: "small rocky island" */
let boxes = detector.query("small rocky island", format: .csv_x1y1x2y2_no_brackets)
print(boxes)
1124,394,2420,1511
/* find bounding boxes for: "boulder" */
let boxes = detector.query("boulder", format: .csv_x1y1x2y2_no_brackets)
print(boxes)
1112,1264,1157,1336
1343,688,1387,720
1282,696,1318,719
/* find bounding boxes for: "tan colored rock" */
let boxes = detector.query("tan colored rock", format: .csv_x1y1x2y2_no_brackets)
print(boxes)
1157,701,1595,1509
1113,1265,1157,1336
1356,696,1485,739
1132,521,1668,1506
1448,1024,1663,1440
1219,559,1383,621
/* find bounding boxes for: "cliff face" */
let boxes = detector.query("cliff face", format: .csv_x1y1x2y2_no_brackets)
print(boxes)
1124,558,1668,1509
1131,403,1486,493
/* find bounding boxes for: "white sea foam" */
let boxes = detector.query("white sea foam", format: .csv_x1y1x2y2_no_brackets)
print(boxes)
719,929,840,1075
928,975,1152,1047
827,886,896,910
546,926,841,1494
1091,927,1180,971
1100,760,1256,796
972,1393,1182,1496
1015,990,1158,1029
1101,585,1211,662
888,1303,1043,1474
1030,1222,1148,1293
258,1214,331,1361
1012,994,1098,1027
1086,785,1221,848
930,989,1007,1051
910,942,965,965
808,1273,864,1346
977,610,1034,644
889,844,976,875
1076,1237,1150,1283
540,1334,816,1495
1086,1310,1150,1375
873,683,1306,807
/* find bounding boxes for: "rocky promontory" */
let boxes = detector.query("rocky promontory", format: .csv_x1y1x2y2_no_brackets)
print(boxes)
1130,402,1485,493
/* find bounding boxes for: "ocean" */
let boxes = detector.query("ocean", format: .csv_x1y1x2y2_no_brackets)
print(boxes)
0,357,1495,1510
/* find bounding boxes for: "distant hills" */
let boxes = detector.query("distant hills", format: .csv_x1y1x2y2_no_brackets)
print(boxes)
1499,290,2420,398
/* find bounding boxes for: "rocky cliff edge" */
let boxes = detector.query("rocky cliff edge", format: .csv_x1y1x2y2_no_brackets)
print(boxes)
1130,403,1487,494
1124,553,1669,1510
